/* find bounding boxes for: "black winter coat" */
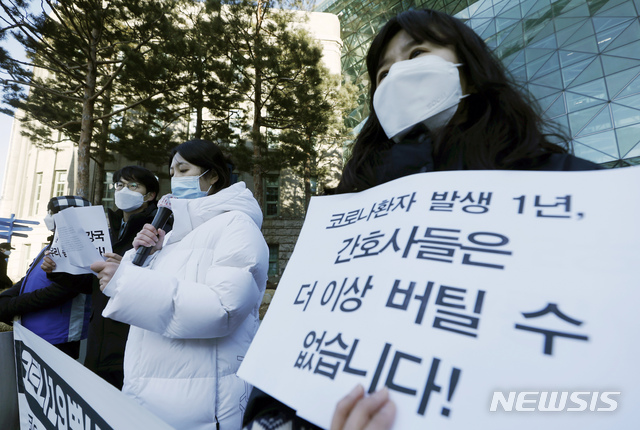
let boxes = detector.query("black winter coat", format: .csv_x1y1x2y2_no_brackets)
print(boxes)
0,257,12,290
84,203,171,389
373,127,600,186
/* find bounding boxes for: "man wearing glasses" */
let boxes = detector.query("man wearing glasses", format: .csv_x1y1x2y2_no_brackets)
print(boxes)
84,165,170,389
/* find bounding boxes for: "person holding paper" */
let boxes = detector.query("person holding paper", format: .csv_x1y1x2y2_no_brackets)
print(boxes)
90,139,268,430
335,9,600,195
84,165,167,390
0,196,93,359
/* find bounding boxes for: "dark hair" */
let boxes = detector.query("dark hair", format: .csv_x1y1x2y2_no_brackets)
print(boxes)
113,165,160,202
169,139,232,195
337,9,567,193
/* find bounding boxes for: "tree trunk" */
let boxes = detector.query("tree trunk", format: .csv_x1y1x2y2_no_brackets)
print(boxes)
194,74,203,139
252,86,263,210
252,2,265,211
93,88,112,205
303,136,312,213
93,143,105,205
76,28,99,198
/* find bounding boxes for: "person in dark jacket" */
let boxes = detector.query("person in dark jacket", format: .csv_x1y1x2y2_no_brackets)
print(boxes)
243,9,602,430
335,10,600,196
83,165,166,389
0,196,93,359
0,243,13,290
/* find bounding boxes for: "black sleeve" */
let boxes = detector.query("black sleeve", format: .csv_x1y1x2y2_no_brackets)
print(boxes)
0,283,21,323
530,153,603,171
46,272,94,295
0,277,82,324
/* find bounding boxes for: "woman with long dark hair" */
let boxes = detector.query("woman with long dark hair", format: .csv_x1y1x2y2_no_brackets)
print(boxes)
337,9,598,195
243,8,599,430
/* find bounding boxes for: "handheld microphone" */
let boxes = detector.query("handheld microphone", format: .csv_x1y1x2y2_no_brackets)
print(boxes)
132,194,173,266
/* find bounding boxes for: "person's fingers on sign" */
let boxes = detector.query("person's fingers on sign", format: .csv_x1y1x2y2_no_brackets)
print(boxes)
40,254,56,273
331,385,396,430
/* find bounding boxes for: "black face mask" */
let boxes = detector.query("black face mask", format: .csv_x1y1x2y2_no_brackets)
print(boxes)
374,124,435,186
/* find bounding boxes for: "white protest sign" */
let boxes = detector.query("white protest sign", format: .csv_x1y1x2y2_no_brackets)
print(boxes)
239,167,640,429
13,322,174,430
50,206,111,274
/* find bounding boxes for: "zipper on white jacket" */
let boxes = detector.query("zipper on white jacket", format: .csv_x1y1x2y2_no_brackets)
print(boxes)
215,415,219,430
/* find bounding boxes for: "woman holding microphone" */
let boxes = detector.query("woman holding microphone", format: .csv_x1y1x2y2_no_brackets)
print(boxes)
92,139,268,430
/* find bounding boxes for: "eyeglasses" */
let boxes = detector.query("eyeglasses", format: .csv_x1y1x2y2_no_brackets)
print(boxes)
114,182,140,191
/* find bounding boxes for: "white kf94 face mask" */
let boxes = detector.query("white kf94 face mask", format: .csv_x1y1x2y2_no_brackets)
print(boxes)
114,187,146,212
373,54,468,142
43,213,55,231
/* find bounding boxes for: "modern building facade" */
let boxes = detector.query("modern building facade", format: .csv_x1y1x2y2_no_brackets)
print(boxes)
318,0,640,167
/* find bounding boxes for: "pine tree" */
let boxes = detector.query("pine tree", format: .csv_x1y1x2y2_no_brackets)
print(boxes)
271,59,358,211
2,1,357,211
0,0,184,199
214,0,335,210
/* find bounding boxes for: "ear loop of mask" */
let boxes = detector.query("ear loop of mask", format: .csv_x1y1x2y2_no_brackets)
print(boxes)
199,169,214,195
453,63,471,99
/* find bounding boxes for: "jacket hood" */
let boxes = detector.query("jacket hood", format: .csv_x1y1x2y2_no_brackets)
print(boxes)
167,182,262,244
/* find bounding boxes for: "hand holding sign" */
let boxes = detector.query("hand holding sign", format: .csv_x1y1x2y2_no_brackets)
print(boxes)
40,254,56,273
331,386,396,430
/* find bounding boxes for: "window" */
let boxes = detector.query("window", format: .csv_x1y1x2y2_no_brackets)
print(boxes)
102,172,115,211
265,175,279,217
20,244,31,273
268,244,279,277
54,171,67,197
30,172,43,216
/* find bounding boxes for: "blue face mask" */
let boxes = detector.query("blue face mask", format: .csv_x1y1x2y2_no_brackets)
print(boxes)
171,170,211,199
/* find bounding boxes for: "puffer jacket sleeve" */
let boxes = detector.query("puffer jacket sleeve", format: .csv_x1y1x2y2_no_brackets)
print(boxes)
102,214,268,339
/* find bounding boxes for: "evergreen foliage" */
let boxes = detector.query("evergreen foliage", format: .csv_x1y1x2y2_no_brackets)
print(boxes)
0,0,185,199
1,0,355,213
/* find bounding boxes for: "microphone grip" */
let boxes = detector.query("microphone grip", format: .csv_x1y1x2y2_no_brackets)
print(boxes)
132,244,152,267
131,207,172,267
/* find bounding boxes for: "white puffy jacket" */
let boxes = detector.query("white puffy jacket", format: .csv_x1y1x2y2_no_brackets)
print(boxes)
102,182,268,430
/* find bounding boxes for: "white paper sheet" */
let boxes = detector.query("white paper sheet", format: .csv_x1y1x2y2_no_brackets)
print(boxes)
50,206,111,274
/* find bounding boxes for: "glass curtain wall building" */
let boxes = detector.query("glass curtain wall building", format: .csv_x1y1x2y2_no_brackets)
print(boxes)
317,0,640,167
